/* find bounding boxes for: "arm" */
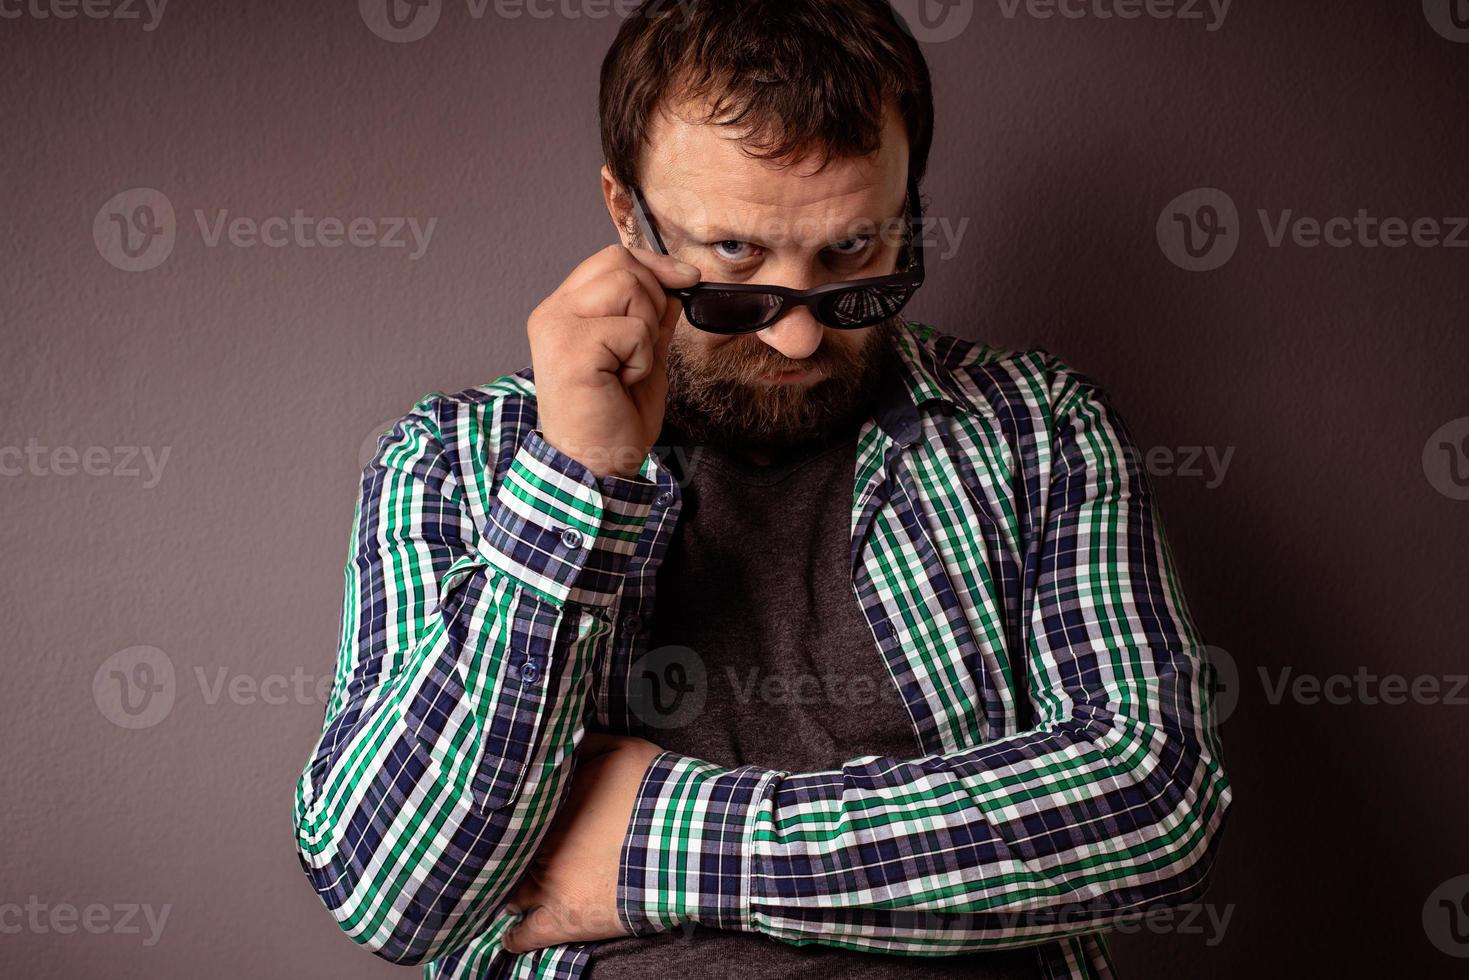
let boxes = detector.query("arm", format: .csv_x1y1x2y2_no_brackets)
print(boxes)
616,366,1233,953
291,399,655,965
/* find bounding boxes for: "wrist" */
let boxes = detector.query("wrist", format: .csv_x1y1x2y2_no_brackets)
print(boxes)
539,428,652,480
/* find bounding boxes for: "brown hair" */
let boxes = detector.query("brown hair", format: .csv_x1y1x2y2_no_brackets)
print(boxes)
599,0,934,192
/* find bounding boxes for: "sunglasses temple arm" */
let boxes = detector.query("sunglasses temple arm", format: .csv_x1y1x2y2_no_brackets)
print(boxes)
628,186,673,257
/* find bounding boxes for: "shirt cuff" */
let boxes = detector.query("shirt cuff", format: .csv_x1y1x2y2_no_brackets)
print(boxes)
479,428,658,608
616,750,778,936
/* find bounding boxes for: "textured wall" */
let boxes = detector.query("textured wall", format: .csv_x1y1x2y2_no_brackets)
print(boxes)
3,2,1467,977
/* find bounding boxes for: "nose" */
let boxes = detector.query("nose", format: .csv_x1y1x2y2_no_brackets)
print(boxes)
756,306,824,361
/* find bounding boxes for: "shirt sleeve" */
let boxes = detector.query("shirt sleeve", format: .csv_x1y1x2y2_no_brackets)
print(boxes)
292,399,656,966
615,366,1233,954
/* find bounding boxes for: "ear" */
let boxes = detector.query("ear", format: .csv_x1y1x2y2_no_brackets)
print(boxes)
600,164,637,247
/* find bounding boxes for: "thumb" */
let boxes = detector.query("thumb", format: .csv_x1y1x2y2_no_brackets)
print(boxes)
502,903,559,955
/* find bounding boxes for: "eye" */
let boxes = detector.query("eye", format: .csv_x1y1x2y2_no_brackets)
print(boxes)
827,236,873,257
712,240,756,261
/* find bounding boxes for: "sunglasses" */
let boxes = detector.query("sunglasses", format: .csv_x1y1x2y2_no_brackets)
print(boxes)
627,178,926,335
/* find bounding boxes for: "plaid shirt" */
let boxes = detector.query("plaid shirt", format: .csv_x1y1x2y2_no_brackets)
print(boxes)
292,320,1232,979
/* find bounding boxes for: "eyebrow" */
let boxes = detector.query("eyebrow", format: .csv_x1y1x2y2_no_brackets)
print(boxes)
656,202,907,250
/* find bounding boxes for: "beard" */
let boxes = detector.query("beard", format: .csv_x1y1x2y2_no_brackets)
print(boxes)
661,316,901,454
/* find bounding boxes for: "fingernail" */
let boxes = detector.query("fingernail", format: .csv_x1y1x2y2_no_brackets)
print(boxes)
675,260,699,276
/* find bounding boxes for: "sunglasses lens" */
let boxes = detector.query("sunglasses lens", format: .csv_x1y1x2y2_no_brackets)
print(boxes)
685,290,783,333
817,283,917,328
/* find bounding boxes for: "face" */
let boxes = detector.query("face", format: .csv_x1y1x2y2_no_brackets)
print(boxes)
601,99,911,453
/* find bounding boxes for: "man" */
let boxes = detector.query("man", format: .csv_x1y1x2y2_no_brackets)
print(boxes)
292,2,1232,978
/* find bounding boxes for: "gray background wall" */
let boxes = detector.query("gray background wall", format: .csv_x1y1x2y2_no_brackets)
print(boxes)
3,2,1467,977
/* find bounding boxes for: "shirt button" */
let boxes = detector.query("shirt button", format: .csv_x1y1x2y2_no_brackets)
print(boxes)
560,527,584,549
622,614,641,633
520,659,541,685
654,490,676,508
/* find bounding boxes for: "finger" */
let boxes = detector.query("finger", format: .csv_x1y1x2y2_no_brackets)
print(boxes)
623,242,701,290
576,315,659,388
560,243,640,294
565,267,664,327
564,245,694,317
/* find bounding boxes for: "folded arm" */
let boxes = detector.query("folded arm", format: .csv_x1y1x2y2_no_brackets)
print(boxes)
616,369,1233,954
291,399,655,965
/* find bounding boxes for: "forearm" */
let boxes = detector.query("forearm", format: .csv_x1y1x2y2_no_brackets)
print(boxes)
293,569,602,963
619,680,1229,953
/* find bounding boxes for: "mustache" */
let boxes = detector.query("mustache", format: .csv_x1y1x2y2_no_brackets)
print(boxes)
698,332,865,384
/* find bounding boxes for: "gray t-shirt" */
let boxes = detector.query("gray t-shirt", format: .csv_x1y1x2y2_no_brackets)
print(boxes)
587,422,1042,979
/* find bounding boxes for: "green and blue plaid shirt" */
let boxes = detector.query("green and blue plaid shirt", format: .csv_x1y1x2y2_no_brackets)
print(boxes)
292,319,1232,979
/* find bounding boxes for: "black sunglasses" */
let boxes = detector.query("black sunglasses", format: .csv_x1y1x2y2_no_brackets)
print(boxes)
627,178,926,334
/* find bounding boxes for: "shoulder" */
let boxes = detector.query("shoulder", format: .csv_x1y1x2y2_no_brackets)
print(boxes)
897,320,1112,428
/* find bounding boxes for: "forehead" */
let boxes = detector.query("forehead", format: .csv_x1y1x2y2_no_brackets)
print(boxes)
638,98,910,242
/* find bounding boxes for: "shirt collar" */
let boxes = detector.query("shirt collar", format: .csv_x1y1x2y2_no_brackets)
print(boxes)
872,320,966,447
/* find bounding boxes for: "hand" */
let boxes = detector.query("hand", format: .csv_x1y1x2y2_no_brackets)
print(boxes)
529,242,700,478
502,732,665,954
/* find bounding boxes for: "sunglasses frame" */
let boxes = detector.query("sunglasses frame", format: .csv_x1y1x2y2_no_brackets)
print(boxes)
626,177,927,335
